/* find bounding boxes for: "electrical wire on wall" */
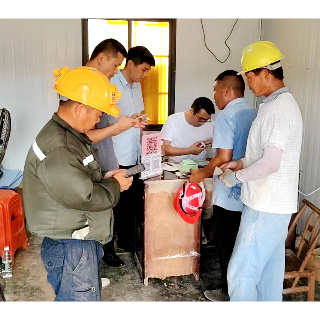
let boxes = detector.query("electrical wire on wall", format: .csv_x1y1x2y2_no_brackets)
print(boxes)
298,187,320,197
298,168,320,197
200,19,238,64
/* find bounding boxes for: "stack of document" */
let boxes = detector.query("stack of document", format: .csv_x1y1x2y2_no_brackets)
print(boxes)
0,169,23,189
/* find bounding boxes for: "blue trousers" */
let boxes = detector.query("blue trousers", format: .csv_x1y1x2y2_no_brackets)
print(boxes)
41,237,104,301
227,205,292,301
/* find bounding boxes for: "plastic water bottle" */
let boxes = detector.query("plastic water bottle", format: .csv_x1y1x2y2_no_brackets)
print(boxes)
2,246,12,278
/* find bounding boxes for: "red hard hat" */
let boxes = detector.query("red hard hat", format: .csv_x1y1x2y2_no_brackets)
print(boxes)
173,182,205,224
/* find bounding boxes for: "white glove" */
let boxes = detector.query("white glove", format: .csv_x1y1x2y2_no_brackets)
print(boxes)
72,222,89,240
218,169,242,188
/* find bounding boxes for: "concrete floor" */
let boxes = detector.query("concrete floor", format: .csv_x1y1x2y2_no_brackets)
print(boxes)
1,232,320,302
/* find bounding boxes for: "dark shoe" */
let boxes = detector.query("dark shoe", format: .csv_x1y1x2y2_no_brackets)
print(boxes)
103,251,125,267
204,288,230,301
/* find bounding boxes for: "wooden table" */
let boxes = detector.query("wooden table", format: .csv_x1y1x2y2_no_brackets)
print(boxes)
134,171,212,285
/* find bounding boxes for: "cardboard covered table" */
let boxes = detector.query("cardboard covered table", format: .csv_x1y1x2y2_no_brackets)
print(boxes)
134,171,212,285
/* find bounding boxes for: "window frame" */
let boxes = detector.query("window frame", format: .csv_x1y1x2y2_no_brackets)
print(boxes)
81,18,176,131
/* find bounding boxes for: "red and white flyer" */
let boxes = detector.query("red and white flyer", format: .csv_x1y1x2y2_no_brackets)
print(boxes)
140,133,162,179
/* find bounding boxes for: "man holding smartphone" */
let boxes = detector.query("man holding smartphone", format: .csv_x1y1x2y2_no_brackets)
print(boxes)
161,97,215,164
23,66,133,301
107,46,155,252
85,39,142,268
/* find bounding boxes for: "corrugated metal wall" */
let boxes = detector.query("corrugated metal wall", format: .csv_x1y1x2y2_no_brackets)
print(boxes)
262,19,320,231
0,19,82,170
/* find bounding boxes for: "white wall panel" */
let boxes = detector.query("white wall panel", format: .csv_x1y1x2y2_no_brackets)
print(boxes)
0,19,82,170
0,18,258,171
175,19,259,115
262,19,320,232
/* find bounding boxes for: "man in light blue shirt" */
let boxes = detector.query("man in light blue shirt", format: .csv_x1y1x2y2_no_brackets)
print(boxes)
190,70,257,301
109,68,145,165
107,46,155,252
212,97,257,212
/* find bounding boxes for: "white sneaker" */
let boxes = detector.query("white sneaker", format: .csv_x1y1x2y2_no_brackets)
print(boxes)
101,278,111,288
204,288,230,301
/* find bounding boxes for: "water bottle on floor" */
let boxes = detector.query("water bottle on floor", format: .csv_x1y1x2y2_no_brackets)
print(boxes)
2,246,12,278
0,255,5,301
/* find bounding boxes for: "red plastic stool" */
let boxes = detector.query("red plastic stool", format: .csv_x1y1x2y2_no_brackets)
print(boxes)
0,189,28,266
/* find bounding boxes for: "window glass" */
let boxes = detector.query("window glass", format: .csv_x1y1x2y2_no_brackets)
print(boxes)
88,19,128,68
87,19,170,124
132,21,169,124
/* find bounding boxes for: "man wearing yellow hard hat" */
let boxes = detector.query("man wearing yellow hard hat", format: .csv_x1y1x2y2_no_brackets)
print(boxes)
219,41,303,301
23,66,133,301
85,39,141,268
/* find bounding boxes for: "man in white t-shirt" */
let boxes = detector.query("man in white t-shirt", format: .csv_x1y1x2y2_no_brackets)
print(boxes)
161,97,215,164
219,41,303,301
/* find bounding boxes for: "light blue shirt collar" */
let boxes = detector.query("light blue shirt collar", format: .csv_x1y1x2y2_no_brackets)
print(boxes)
224,97,246,111
117,70,139,88
262,87,290,104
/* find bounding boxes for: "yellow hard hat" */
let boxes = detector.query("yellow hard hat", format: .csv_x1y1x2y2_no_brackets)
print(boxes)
53,66,122,117
238,41,285,75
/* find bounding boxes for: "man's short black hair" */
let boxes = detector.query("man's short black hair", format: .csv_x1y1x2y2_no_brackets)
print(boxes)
126,46,155,67
215,70,245,96
191,97,215,115
90,38,127,60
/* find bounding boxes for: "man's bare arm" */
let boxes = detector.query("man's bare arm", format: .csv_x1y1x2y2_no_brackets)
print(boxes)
87,115,140,143
189,149,233,183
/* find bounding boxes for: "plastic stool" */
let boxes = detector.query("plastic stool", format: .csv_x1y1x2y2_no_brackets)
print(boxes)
0,189,28,265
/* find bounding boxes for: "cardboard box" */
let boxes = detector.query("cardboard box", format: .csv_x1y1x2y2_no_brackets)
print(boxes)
306,248,320,282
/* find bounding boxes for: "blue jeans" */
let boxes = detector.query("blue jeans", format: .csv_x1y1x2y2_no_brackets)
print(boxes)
227,205,292,301
41,237,104,301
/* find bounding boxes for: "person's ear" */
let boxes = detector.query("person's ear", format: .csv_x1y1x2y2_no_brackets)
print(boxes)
223,85,230,98
127,60,134,68
74,103,86,118
97,53,105,65
261,69,273,85
262,69,270,80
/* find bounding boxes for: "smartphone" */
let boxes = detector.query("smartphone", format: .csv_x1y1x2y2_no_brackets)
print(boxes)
125,163,145,177
197,141,206,148
136,114,147,120
136,114,150,121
